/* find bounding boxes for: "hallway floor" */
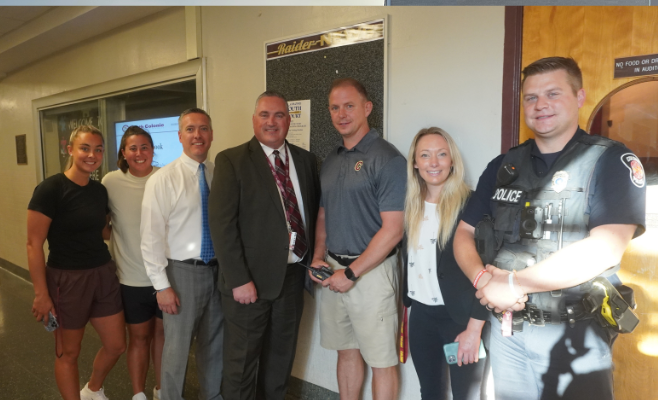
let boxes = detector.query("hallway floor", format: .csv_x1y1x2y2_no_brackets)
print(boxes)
0,266,305,400
0,266,199,400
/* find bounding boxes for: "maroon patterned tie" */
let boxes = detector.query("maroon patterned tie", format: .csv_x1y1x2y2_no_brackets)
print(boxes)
273,150,307,259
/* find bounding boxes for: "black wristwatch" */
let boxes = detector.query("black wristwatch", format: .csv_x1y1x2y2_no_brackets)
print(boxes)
344,267,359,282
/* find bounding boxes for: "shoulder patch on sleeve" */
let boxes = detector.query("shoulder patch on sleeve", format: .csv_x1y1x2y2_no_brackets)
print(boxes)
620,153,645,188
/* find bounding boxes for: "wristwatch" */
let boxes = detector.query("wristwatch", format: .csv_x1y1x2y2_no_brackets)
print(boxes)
344,267,359,282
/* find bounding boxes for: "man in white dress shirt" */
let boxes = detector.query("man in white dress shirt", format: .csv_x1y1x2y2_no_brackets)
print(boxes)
141,108,223,400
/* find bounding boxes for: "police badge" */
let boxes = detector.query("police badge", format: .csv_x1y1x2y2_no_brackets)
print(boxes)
551,171,569,193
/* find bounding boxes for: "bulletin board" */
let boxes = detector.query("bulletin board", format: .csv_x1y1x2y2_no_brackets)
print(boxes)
265,18,387,162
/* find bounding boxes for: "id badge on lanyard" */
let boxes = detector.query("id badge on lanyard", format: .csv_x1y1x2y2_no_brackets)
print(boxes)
289,231,297,251
266,147,298,251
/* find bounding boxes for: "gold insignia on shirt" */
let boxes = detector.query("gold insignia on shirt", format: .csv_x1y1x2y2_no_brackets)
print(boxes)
419,274,423,279
354,161,364,171
423,216,429,221
419,245,424,250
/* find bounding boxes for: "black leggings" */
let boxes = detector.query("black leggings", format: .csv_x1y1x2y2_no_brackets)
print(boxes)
409,301,487,400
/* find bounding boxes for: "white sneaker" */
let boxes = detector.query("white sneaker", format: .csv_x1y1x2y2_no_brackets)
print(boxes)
153,387,161,400
80,383,109,400
132,393,147,400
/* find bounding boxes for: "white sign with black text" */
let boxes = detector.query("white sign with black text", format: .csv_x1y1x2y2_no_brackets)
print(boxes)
287,100,311,151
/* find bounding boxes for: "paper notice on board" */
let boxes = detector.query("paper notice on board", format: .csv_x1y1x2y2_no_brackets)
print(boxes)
287,100,311,151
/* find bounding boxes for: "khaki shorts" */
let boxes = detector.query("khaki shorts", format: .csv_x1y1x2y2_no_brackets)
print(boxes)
319,253,399,368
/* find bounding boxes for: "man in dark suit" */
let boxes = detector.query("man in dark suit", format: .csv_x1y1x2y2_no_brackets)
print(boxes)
208,91,320,400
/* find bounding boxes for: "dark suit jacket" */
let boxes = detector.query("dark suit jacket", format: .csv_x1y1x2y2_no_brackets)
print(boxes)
402,205,488,326
209,136,320,300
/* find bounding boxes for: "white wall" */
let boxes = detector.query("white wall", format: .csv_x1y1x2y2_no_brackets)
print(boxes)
0,5,504,398
204,6,503,186
0,7,187,269
202,6,504,398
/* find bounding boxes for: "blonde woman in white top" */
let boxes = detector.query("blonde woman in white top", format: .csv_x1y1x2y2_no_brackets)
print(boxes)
402,127,489,399
102,126,162,400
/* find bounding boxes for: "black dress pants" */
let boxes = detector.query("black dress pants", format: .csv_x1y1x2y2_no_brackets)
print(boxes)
221,264,305,400
409,301,486,400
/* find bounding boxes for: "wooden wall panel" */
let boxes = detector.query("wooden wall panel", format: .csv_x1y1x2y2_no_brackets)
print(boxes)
520,6,658,142
521,6,658,400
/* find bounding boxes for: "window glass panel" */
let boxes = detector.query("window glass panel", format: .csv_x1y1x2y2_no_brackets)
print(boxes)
40,100,100,179
39,80,196,181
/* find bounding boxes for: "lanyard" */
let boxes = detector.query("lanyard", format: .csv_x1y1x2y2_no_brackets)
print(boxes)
265,145,292,222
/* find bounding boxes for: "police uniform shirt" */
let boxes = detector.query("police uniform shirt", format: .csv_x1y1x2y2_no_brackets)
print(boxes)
462,128,646,236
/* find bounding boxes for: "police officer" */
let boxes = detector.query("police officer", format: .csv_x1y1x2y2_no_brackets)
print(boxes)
453,57,646,400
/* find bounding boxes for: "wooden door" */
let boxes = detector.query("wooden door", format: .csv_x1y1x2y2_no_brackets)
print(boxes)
522,6,658,399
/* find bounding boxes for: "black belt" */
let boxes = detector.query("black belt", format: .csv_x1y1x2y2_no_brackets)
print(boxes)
180,258,218,267
327,248,397,268
494,302,593,330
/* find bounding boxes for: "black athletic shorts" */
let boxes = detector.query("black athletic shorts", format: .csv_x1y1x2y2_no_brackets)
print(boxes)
120,284,163,324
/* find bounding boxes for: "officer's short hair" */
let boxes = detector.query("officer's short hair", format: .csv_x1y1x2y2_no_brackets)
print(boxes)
329,78,369,101
254,91,289,114
179,108,212,131
522,57,583,95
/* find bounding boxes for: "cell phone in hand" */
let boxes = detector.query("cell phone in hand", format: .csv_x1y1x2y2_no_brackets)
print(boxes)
43,311,59,332
303,265,334,281
443,340,486,365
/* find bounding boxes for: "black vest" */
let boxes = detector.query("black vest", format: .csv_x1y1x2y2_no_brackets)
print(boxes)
490,133,620,311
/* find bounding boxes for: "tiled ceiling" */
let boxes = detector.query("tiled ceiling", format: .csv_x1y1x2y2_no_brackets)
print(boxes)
0,6,54,39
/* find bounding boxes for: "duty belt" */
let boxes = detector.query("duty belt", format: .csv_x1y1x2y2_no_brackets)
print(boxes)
494,302,593,331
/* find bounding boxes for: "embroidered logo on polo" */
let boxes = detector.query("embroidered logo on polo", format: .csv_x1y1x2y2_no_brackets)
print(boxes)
621,153,645,188
491,187,526,204
354,161,364,171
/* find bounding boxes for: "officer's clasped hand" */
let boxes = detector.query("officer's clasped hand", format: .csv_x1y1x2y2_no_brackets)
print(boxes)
475,265,528,313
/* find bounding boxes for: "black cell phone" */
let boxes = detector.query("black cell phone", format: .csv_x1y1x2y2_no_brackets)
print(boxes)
303,265,334,281
43,312,59,332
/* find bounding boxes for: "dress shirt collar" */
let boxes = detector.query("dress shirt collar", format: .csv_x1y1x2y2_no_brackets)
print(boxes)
259,141,288,163
179,152,211,173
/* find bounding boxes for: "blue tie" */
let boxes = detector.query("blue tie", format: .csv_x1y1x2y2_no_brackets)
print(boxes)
199,163,214,263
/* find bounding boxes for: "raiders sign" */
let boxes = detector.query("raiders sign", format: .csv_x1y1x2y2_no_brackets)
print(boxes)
491,188,526,204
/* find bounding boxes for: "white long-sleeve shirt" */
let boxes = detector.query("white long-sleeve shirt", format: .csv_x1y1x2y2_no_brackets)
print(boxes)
140,153,213,290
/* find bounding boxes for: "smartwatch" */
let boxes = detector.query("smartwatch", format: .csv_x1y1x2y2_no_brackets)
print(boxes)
344,267,359,282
